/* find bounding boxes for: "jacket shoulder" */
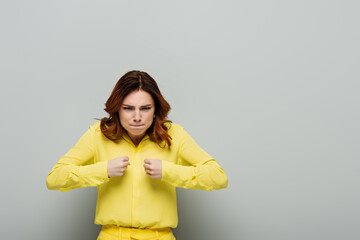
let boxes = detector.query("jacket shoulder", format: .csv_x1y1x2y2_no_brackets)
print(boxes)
164,122,184,136
90,121,101,130
88,121,103,136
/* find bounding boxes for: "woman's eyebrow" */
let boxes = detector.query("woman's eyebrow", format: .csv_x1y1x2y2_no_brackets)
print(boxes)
122,104,153,107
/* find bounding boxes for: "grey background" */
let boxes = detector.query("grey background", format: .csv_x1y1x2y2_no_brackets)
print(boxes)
0,0,359,239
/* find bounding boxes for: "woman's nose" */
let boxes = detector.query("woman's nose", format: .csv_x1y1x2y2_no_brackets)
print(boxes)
133,110,141,121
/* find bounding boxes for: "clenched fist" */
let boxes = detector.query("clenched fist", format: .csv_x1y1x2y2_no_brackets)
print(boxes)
107,156,130,178
143,159,162,179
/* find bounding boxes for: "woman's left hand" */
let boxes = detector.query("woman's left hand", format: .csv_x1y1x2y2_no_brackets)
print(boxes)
143,159,162,179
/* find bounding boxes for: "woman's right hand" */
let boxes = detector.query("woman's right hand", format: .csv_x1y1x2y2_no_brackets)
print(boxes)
107,156,130,178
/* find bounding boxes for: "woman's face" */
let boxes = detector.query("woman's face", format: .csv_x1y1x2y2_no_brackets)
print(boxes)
118,89,155,144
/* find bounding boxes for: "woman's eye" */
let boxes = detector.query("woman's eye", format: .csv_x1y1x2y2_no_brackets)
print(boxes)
122,107,151,110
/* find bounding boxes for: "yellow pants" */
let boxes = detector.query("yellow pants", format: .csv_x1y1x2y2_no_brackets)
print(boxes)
97,225,176,240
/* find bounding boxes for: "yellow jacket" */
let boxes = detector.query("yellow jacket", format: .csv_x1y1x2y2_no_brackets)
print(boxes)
46,122,228,229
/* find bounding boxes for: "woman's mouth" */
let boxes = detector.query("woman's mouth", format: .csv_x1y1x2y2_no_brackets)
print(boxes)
130,125,144,128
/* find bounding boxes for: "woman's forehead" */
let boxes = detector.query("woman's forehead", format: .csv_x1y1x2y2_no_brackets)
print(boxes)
122,90,154,106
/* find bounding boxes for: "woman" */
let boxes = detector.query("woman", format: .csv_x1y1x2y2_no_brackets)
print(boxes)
46,70,228,240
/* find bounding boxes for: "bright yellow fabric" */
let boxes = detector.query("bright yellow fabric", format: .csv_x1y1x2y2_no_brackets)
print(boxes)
97,225,175,240
46,122,228,229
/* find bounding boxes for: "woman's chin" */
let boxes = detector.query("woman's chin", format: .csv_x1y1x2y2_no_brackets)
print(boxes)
128,130,146,138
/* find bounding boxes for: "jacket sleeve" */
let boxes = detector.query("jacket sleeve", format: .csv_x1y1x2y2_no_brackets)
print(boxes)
161,126,228,191
46,126,110,192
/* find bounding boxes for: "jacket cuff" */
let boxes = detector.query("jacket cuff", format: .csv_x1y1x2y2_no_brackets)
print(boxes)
161,160,173,182
79,161,110,186
161,160,190,188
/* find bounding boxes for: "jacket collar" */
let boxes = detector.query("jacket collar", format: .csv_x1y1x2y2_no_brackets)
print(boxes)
121,132,150,146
